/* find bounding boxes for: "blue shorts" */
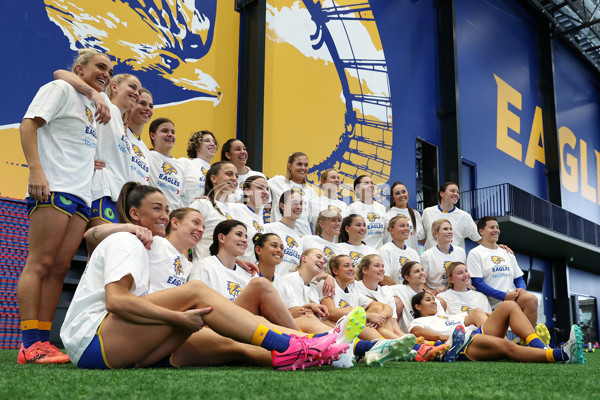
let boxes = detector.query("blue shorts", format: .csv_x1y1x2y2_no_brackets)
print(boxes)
457,326,483,362
26,192,90,222
90,196,118,223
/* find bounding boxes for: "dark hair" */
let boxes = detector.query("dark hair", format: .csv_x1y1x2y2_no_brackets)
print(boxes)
241,175,269,206
477,216,498,233
353,175,369,192
411,292,427,318
278,189,303,216
148,117,174,147
338,214,363,244
286,152,308,184
389,182,417,235
220,138,244,161
400,261,421,285
437,181,459,203
116,182,163,224
187,130,218,158
210,219,247,256
252,232,280,261
165,208,201,235
204,160,235,199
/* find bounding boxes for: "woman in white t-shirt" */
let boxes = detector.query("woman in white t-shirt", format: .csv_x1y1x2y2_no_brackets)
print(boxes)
301,209,343,264
17,49,113,364
221,138,266,201
189,161,237,261
337,214,378,266
408,291,584,363
125,88,153,185
436,262,492,315
180,130,218,205
147,118,186,212
309,169,347,228
347,175,387,249
379,215,421,286
420,219,466,293
268,152,317,236
61,182,345,370
385,182,424,252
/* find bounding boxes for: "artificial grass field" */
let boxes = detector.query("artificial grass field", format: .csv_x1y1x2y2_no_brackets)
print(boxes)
2,350,599,400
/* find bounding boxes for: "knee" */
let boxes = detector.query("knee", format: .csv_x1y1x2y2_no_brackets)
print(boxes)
520,293,538,311
498,300,520,313
247,277,273,294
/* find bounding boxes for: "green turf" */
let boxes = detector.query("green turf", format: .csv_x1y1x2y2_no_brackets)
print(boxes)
2,350,599,399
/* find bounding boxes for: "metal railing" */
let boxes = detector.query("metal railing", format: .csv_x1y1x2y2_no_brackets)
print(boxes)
461,183,600,248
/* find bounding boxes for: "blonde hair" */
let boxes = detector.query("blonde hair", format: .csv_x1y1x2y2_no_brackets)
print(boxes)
355,254,379,280
105,74,135,99
431,219,451,240
295,248,321,272
445,262,465,289
314,209,342,236
70,48,108,73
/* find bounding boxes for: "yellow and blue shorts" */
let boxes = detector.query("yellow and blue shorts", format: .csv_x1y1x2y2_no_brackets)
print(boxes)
26,192,90,222
457,326,483,362
90,196,118,224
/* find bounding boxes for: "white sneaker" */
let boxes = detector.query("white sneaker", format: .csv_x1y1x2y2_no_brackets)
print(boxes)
331,344,355,368
364,334,417,367
563,325,586,364
331,307,366,344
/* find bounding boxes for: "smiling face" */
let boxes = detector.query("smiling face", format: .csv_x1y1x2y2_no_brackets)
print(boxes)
356,176,375,201
345,216,367,240
440,184,460,206
244,178,270,208
320,216,341,237
321,170,340,193
404,263,427,287
480,219,500,244
129,191,169,236
288,155,309,183
211,163,238,196
197,133,217,161
170,210,205,250
151,122,176,154
225,140,248,168
448,263,471,290
220,224,248,257
392,183,409,208
281,192,303,220
129,92,154,126
415,293,438,317
333,256,355,285
302,249,326,277
110,76,141,112
389,218,410,242
362,256,385,283
256,234,284,266
433,221,453,244
76,54,113,92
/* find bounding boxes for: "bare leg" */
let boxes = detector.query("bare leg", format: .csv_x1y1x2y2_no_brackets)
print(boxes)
463,308,488,329
233,278,298,330
466,335,548,362
479,301,535,340
516,293,538,327
359,326,382,341
294,314,331,334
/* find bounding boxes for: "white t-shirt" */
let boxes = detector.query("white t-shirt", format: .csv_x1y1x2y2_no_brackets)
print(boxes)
263,221,302,276
467,245,524,309
421,206,481,250
188,255,253,302
229,203,267,262
90,95,131,202
337,242,378,266
437,289,492,314
148,151,186,211
408,312,469,337
179,157,210,206
23,80,98,206
386,284,447,333
385,207,425,253
318,279,372,310
60,233,149,365
283,270,320,305
268,175,317,237
309,196,348,228
127,128,151,185
147,236,191,293
379,241,421,284
420,245,467,289
300,235,342,265
354,280,397,315
230,168,267,203
189,198,233,262
347,201,388,249
268,273,302,309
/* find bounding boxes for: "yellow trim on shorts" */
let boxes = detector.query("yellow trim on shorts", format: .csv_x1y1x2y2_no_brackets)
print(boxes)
461,327,484,361
89,198,114,224
96,314,115,370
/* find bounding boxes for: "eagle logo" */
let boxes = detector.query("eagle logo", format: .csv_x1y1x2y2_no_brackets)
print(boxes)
491,256,505,265
338,299,351,308
225,213,232,220
367,212,380,222
84,106,94,123
291,187,305,196
201,167,207,175
461,306,474,313
253,220,264,233
328,205,342,213
173,257,183,275
323,247,335,258
444,261,453,272
349,251,364,262
286,236,298,248
132,144,144,158
436,315,449,320
399,256,410,266
162,162,177,175
227,281,243,298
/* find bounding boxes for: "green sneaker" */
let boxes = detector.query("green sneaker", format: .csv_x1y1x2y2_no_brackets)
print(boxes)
332,307,366,344
563,325,586,364
365,334,417,367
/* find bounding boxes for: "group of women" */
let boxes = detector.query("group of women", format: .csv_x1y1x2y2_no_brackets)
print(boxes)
17,48,585,369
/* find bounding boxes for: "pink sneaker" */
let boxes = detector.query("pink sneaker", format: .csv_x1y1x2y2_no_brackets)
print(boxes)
272,333,338,371
295,343,350,369
40,342,71,363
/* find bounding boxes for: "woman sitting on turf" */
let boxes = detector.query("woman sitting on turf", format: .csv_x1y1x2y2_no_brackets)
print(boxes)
61,182,348,370
408,292,585,363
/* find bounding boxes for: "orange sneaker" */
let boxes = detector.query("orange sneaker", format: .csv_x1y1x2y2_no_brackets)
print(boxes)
40,342,71,363
17,341,70,364
414,342,450,362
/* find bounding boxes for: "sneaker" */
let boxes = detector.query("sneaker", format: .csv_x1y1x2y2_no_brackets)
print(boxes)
17,342,55,364
414,342,450,362
272,333,338,371
332,307,366,344
40,342,71,363
535,324,551,348
563,325,586,365
443,325,466,362
365,334,417,367
331,344,355,368
299,343,350,369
